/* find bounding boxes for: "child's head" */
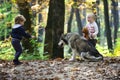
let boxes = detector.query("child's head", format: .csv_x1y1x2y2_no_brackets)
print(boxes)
15,15,26,25
87,13,95,23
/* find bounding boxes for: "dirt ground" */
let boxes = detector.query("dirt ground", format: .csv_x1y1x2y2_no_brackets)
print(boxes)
0,57,120,80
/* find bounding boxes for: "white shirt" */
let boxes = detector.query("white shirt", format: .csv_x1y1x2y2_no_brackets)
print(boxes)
86,21,98,39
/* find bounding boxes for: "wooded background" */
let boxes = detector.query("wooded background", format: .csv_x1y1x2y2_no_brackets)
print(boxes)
0,0,120,60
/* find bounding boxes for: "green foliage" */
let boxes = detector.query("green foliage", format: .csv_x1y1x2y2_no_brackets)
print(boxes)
0,39,14,60
96,44,114,57
0,39,48,60
114,38,120,56
0,1,13,40
0,1,49,61
96,38,120,57
0,2,12,13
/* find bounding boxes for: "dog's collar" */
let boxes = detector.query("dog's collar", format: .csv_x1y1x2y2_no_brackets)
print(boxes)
62,39,68,45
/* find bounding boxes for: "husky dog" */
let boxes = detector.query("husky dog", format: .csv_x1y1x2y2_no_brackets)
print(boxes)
58,33,103,61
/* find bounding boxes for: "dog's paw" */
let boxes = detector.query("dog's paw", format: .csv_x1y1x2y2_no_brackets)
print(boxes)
69,58,76,61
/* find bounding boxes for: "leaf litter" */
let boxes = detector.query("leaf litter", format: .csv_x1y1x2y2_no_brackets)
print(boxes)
0,57,120,80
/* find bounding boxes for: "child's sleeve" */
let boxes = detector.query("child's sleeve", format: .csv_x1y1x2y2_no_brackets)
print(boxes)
19,27,31,38
93,22,98,36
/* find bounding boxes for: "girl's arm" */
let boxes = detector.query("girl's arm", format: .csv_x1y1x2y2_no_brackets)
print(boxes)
93,22,98,36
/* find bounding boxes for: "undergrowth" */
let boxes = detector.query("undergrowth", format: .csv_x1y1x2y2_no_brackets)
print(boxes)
0,38,49,60
96,38,120,57
0,38,120,60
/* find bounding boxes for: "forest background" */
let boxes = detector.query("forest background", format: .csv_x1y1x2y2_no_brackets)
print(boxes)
0,0,120,60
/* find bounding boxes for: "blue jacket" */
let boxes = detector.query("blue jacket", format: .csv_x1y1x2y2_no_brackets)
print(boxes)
11,24,31,40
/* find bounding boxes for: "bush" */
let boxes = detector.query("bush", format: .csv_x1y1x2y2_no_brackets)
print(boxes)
0,38,48,60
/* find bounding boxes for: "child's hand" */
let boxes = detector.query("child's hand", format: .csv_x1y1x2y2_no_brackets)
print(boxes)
91,34,95,38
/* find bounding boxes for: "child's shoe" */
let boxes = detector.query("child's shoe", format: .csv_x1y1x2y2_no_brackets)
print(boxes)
13,59,23,65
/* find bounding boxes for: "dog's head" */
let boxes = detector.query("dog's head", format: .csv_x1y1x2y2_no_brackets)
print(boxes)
58,33,79,47
58,33,69,47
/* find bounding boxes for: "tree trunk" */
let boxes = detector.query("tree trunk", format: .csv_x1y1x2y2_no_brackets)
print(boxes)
17,0,33,53
67,6,74,33
74,0,82,35
103,0,113,50
96,0,100,37
44,0,65,59
111,0,119,44
67,0,82,35
82,6,86,27
75,8,82,35
44,0,53,57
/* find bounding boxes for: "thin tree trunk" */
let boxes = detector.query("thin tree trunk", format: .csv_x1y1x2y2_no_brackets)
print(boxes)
82,6,86,27
17,0,33,53
75,8,82,35
96,0,100,37
111,0,119,44
103,0,113,50
67,0,82,35
73,0,82,35
67,6,74,33
82,0,86,27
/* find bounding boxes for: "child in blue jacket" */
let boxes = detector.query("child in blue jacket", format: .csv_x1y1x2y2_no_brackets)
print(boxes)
11,15,32,65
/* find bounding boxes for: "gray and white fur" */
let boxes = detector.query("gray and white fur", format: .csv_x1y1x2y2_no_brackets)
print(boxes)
58,33,103,61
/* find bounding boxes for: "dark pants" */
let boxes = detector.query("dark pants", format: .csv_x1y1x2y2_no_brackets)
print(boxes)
88,39,97,47
11,38,22,61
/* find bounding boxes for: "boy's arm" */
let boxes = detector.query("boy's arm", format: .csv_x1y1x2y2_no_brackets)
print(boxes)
19,27,31,38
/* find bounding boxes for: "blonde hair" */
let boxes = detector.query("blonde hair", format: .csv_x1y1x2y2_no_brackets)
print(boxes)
87,13,96,20
15,15,26,24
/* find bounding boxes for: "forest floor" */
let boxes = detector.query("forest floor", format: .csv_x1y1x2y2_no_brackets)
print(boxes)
0,57,120,80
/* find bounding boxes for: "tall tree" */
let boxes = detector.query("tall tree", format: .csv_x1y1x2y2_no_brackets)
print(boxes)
67,0,82,35
103,0,113,50
111,0,119,44
44,0,65,59
96,0,100,37
82,0,86,27
91,0,100,37
75,7,82,35
16,0,33,52
67,6,74,33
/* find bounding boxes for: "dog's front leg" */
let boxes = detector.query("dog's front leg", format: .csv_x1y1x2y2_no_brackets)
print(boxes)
69,49,77,61
81,52,91,61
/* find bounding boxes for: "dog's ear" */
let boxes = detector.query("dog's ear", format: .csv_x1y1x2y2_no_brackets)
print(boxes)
61,33,64,36
59,33,64,40
60,33,64,38
61,33,67,37
64,33,68,37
